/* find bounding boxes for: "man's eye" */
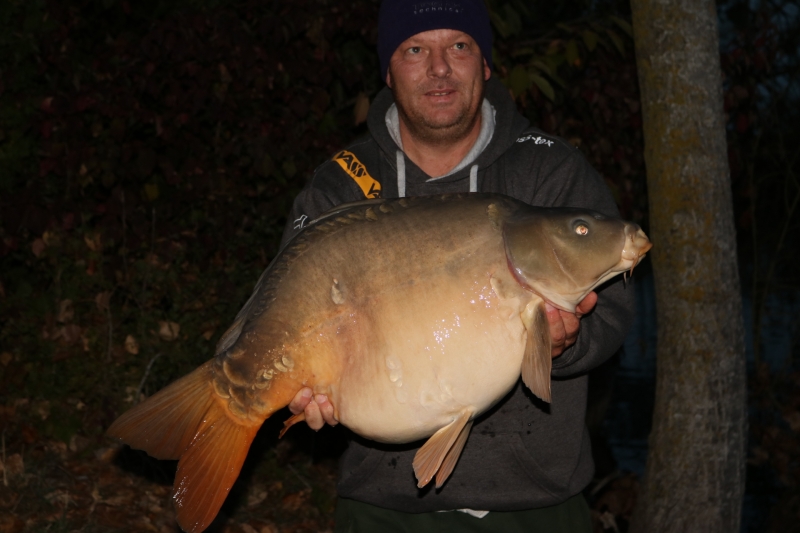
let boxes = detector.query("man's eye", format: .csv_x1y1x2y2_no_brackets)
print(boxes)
454,42,466,50
409,46,421,54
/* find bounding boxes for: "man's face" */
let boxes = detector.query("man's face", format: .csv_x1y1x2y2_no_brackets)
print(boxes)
386,29,491,145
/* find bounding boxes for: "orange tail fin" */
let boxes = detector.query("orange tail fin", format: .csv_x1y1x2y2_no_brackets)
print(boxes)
107,361,260,533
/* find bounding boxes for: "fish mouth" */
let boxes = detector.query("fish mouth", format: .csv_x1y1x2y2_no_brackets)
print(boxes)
621,225,652,279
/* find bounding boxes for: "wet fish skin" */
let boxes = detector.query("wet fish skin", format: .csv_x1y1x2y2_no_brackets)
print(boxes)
107,193,651,533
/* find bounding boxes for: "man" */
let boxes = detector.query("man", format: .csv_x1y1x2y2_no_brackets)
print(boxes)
279,1,634,530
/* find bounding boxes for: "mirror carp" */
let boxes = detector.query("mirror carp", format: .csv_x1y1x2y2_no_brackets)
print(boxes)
108,193,652,532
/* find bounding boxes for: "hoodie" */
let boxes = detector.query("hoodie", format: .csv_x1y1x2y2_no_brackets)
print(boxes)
279,77,635,513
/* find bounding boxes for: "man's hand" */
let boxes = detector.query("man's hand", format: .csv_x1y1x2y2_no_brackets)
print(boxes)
546,291,598,358
288,388,338,431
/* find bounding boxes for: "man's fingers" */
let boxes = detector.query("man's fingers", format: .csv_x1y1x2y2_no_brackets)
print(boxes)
288,389,338,430
575,291,598,316
559,310,581,346
303,400,325,431
545,303,566,358
315,394,339,427
289,388,313,415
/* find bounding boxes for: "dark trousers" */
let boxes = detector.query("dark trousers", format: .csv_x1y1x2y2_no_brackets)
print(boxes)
333,493,592,533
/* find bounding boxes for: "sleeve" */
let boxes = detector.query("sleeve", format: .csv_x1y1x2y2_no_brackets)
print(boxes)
531,148,637,377
278,159,367,249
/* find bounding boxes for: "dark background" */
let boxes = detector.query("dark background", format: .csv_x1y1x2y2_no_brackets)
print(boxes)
0,0,798,531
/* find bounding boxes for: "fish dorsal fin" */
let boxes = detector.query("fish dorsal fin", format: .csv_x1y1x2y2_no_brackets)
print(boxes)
520,297,552,403
413,409,474,489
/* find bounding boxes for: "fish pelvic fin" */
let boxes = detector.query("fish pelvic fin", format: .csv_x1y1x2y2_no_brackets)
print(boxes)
107,360,261,533
413,409,474,489
278,411,306,438
521,297,552,403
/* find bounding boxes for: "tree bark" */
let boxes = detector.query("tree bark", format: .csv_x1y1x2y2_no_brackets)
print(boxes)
628,1,748,531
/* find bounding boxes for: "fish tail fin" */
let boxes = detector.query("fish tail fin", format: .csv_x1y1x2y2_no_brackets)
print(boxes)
107,361,260,533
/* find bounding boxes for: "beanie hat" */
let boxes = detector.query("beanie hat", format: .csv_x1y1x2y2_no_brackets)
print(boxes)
378,0,493,81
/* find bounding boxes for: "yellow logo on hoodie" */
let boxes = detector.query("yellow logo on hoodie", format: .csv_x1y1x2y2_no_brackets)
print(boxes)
333,150,382,199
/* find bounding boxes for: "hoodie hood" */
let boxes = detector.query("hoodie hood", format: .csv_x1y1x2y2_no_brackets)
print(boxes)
366,77,531,191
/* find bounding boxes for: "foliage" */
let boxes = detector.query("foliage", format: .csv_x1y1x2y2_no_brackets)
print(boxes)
720,0,800,366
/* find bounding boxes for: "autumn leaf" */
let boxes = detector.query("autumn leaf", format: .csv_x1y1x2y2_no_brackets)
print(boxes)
57,299,74,323
354,92,370,126
124,335,140,354
31,238,46,257
158,321,180,341
95,291,111,313
84,232,102,252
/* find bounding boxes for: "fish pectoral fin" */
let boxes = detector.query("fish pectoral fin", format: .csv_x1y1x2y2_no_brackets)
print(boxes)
278,411,306,438
413,409,474,489
521,297,552,403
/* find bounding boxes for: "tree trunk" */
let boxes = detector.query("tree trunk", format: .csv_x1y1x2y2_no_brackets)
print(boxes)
628,1,748,531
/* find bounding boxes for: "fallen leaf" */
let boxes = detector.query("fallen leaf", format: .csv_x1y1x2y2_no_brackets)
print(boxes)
84,232,102,251
0,453,24,479
94,447,119,463
31,238,46,257
36,400,51,421
57,299,74,323
201,329,215,340
354,92,369,126
95,291,112,313
0,515,25,533
69,434,91,453
42,230,58,246
57,324,83,345
281,489,310,512
158,321,180,342
125,335,140,354
0,352,12,366
247,485,268,508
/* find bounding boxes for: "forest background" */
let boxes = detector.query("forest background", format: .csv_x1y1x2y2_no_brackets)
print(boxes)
0,0,798,531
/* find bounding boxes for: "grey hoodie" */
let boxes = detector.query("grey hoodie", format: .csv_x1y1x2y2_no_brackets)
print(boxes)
279,77,635,513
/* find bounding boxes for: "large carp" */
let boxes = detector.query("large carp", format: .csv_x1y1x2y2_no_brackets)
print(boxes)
108,193,651,532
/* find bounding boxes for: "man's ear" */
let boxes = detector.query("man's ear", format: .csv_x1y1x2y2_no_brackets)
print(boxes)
483,57,491,81
386,68,392,88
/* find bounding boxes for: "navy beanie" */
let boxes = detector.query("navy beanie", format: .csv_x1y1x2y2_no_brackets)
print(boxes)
378,0,493,81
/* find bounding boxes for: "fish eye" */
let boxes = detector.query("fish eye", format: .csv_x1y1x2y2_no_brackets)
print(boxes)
574,221,590,236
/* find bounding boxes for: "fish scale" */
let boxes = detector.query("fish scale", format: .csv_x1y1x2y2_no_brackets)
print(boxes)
107,193,651,533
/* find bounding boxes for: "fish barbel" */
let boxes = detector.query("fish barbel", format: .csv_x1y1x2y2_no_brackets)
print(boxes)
108,193,651,532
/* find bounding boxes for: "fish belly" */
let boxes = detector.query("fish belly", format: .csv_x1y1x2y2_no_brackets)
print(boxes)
333,265,528,444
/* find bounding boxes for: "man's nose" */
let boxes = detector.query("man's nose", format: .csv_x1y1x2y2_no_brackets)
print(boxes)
427,48,451,78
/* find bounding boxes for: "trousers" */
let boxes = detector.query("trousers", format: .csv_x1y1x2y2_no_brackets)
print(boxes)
333,493,592,533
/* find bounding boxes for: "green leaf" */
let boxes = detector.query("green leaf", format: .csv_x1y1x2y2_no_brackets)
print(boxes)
582,30,598,52
610,16,634,37
606,29,626,55
144,183,160,201
501,4,522,36
508,64,530,98
529,60,552,76
530,73,555,102
565,39,580,66
510,46,536,58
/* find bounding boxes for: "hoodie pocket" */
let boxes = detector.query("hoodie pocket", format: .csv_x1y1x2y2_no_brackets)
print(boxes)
507,432,566,498
336,442,387,495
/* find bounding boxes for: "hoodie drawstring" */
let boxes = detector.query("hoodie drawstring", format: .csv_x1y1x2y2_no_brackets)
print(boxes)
396,153,478,197
469,164,478,193
396,150,406,198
